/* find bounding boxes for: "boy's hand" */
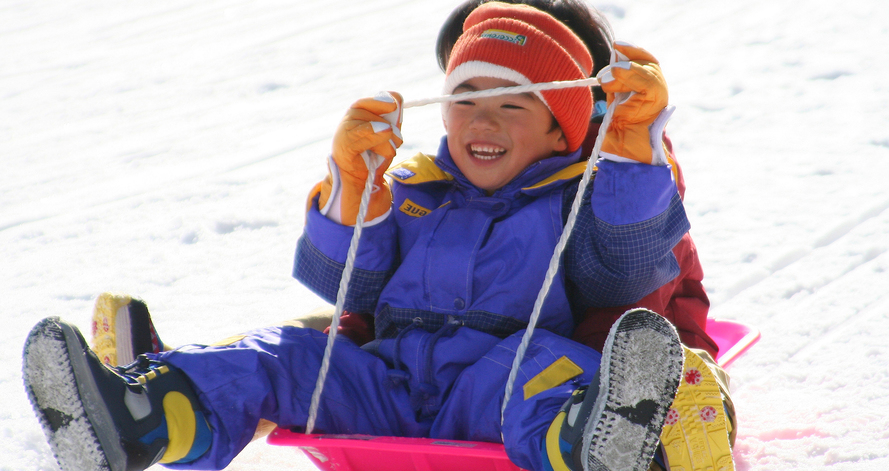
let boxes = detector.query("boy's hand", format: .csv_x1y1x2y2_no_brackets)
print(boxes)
332,92,404,181
316,92,404,226
597,42,671,166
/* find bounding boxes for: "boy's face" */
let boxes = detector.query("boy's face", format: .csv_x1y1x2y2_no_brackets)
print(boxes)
445,77,568,193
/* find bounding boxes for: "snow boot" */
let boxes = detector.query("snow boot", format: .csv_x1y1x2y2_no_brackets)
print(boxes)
543,309,684,471
23,317,210,471
658,347,735,471
91,292,165,366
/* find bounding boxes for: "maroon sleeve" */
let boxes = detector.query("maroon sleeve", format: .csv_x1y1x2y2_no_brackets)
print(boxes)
573,126,717,356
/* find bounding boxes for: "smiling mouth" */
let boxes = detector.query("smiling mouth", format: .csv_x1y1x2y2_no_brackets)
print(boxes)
469,144,506,161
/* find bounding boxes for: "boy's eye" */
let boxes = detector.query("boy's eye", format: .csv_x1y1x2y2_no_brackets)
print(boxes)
501,104,524,110
455,100,474,106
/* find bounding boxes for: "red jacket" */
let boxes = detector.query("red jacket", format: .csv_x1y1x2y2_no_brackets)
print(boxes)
572,128,718,356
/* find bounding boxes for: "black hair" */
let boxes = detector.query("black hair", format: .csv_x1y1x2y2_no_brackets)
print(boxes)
435,0,614,102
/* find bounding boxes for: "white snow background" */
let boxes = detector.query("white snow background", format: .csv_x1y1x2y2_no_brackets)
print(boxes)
2,0,889,469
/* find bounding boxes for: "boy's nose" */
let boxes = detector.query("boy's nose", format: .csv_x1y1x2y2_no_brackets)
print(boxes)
468,110,498,131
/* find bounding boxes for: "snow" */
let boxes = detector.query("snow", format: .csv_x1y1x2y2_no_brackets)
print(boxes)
2,0,888,469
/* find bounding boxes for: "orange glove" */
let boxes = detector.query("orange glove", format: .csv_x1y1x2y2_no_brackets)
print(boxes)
597,42,672,165
315,92,403,226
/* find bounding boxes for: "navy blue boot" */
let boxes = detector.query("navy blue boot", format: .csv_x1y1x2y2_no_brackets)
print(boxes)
23,317,211,471
543,309,684,471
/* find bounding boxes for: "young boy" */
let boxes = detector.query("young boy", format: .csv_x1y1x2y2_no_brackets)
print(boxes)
23,3,712,470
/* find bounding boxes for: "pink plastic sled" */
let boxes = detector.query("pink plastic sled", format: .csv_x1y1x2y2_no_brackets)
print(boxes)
704,318,761,369
267,319,760,471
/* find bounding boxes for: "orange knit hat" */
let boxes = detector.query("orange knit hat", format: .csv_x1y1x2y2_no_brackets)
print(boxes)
443,2,594,152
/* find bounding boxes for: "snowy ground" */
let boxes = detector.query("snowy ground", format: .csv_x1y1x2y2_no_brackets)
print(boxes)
2,0,888,469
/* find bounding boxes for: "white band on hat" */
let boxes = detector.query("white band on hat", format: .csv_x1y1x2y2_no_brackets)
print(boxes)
441,61,555,123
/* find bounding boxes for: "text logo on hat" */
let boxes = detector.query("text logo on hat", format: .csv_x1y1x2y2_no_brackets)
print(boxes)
480,29,527,46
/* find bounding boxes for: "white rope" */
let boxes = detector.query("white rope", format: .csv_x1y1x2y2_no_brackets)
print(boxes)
305,152,380,434
305,75,605,434
403,77,600,108
499,98,616,424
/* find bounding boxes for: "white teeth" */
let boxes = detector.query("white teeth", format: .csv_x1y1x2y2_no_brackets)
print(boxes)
469,144,506,160
470,145,506,154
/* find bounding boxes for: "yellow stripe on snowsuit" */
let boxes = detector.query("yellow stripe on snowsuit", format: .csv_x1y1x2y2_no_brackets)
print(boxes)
523,356,583,400
521,161,588,191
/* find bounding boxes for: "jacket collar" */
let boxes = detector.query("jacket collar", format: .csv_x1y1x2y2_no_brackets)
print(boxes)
388,136,587,198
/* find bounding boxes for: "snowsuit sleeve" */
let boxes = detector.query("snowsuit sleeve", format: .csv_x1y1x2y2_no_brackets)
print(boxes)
293,193,398,313
564,159,690,309
573,137,718,356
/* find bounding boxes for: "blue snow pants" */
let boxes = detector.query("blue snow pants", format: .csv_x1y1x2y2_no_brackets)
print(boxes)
153,324,602,471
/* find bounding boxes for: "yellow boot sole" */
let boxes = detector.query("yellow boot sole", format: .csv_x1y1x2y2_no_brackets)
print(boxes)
659,346,734,471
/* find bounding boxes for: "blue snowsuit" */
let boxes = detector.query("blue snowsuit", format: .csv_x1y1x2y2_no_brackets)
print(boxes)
154,136,689,471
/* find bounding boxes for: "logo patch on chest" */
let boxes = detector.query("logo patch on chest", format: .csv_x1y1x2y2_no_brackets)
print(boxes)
399,198,431,218
389,167,416,180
